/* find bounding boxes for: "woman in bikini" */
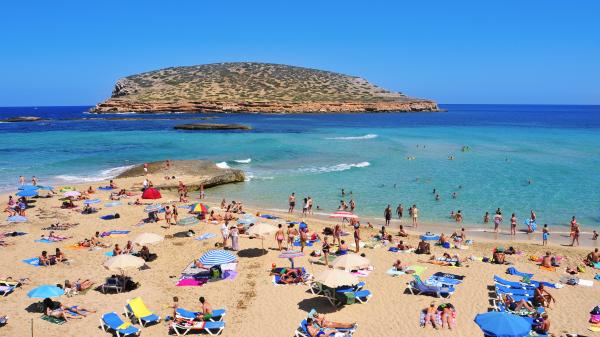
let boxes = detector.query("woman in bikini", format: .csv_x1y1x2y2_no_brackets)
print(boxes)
287,225,298,249
275,224,285,251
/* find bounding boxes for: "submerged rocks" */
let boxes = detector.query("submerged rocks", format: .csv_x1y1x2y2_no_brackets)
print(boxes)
173,123,251,131
1,116,45,122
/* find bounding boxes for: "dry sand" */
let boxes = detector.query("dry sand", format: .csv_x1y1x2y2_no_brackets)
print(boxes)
0,173,598,337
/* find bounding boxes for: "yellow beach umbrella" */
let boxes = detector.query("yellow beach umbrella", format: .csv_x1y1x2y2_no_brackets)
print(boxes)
331,253,371,271
315,268,359,288
103,254,145,272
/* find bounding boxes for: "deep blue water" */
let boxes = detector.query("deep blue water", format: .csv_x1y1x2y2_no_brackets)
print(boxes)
1,104,599,229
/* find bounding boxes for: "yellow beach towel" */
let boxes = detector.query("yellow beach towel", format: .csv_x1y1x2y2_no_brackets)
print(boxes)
539,265,556,272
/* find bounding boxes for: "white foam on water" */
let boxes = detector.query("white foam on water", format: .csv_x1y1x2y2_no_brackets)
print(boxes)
215,162,231,169
54,164,136,183
326,134,378,140
296,161,370,174
233,158,252,164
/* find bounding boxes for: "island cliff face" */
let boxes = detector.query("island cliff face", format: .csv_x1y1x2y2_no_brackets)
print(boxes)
91,62,438,113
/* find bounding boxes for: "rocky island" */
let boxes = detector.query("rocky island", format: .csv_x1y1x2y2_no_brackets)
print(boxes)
90,62,438,114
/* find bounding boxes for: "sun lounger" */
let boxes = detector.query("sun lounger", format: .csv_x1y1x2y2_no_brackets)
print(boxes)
101,277,123,294
407,275,454,298
493,275,536,289
0,286,15,297
101,312,140,336
170,320,225,335
295,319,353,337
175,308,226,322
495,284,534,297
124,297,161,327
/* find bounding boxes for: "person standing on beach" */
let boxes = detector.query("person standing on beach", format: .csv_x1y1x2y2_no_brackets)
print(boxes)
412,204,419,228
230,225,239,251
384,205,392,226
275,224,285,251
542,224,549,246
221,223,230,249
307,196,313,215
396,204,403,220
288,193,296,213
164,206,172,228
302,198,308,217
299,227,308,252
333,224,342,247
322,236,331,267
353,222,360,253
493,212,502,233
143,163,148,175
172,204,178,224
510,213,517,236
483,212,490,224
570,216,580,246
18,175,25,186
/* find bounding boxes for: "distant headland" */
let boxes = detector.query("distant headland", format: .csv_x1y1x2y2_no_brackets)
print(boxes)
90,62,439,114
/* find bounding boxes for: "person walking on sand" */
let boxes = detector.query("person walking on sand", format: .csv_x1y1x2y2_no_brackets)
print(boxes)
307,196,313,215
333,224,342,247
299,227,308,253
288,193,296,213
542,224,549,246
384,205,392,226
275,224,285,251
396,203,403,221
510,213,517,236
143,163,148,174
570,216,580,246
353,222,361,253
412,204,419,228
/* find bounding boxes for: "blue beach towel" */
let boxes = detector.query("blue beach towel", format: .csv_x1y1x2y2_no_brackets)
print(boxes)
260,214,279,219
100,215,116,220
195,233,217,241
506,267,534,279
34,239,54,244
23,258,41,267
104,251,114,256
97,186,113,191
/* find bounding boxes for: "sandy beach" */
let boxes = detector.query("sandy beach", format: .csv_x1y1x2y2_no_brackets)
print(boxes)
0,171,598,337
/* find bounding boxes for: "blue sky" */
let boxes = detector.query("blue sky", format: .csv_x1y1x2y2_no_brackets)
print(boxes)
1,0,598,106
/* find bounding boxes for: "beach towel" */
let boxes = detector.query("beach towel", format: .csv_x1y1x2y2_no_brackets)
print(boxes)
593,262,600,269
539,265,556,272
507,267,534,279
104,201,122,207
97,186,113,191
104,251,114,257
35,239,55,244
352,269,372,277
433,272,465,280
22,258,41,267
176,278,207,287
579,279,594,287
405,265,426,276
224,270,238,280
64,244,87,250
260,214,279,219
100,230,130,237
386,268,405,276
41,314,65,325
195,233,217,241
100,215,116,220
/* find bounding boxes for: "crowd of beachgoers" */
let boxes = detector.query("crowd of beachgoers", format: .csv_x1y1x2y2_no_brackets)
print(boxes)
1,166,600,337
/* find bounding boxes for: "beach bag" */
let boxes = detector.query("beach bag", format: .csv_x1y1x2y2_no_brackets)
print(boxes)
210,265,222,279
442,242,451,249
578,265,586,273
590,305,600,315
114,213,120,219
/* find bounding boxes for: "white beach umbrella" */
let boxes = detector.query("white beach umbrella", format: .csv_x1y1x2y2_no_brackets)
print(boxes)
247,222,278,249
315,268,359,288
63,191,81,198
329,211,358,219
133,232,164,246
103,254,145,272
331,253,371,271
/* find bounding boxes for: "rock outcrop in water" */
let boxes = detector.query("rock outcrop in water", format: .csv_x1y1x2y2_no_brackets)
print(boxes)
174,123,251,131
1,116,45,122
90,62,439,114
117,160,245,190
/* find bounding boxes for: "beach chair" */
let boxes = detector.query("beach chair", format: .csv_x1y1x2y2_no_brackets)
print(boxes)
407,275,454,298
0,285,15,297
175,307,227,322
493,275,535,290
170,320,225,335
495,284,534,296
100,312,140,336
124,297,161,327
295,319,354,337
101,277,123,294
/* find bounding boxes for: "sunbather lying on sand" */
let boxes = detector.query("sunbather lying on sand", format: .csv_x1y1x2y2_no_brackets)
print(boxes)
306,318,345,337
310,310,356,329
42,298,87,320
503,295,535,313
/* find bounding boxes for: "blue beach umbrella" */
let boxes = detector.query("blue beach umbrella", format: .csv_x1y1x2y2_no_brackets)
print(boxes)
37,185,54,191
27,285,65,299
18,185,40,190
7,215,27,223
474,312,531,337
84,198,101,205
198,250,237,266
16,189,38,197
419,233,440,241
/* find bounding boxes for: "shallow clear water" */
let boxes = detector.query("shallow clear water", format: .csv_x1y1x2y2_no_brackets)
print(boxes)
1,104,599,229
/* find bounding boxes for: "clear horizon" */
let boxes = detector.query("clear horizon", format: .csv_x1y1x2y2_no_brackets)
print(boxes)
1,0,599,106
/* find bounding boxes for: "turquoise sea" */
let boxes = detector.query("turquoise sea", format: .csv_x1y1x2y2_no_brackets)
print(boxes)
1,104,599,230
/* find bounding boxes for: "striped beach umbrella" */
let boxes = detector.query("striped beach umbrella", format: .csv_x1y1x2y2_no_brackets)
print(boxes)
189,203,209,214
84,198,101,205
198,250,237,266
27,285,64,299
177,216,199,226
16,189,38,197
144,203,163,213
63,191,81,198
279,250,304,268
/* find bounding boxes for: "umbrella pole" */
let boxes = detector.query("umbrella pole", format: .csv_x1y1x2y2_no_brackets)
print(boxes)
31,318,33,337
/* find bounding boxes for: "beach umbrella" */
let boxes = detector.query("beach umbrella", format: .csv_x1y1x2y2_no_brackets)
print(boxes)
237,215,257,227
18,185,40,190
177,216,199,226
144,203,162,213
247,223,277,249
315,269,359,288
133,232,164,246
63,191,80,198
84,198,101,205
27,285,64,299
198,250,237,266
474,312,531,337
331,253,371,271
420,233,440,241
189,203,209,214
7,215,27,223
279,250,304,268
103,254,145,272
37,185,54,191
16,189,37,197
329,211,358,219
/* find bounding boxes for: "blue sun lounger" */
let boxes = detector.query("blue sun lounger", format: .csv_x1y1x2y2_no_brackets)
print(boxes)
495,284,534,297
175,307,226,322
170,320,225,335
493,275,536,289
408,275,454,298
100,312,140,336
